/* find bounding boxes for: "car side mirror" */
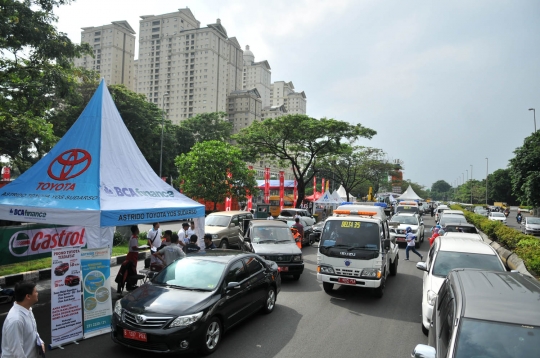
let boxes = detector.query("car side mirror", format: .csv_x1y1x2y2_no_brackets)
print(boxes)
416,262,428,272
229,223,236,228
226,282,241,291
383,239,391,251
412,344,436,358
147,271,157,280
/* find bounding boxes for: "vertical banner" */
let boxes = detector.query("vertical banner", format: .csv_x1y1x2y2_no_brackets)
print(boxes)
81,247,112,338
321,178,325,193
264,168,270,204
51,247,83,347
279,171,285,210
247,166,253,211
313,176,317,197
225,171,232,211
326,179,330,192
293,178,298,205
2,167,10,181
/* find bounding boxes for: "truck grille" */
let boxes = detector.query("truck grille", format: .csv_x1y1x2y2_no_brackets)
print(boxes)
122,310,173,329
334,268,362,277
265,255,292,263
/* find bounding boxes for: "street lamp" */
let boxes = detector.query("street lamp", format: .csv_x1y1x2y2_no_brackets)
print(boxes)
529,108,536,132
470,164,473,204
159,92,169,178
485,158,488,205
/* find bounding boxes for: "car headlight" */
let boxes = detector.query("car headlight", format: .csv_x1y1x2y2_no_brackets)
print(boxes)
318,265,335,274
361,268,382,279
169,312,203,328
427,290,437,306
114,300,122,316
211,234,218,239
293,255,302,262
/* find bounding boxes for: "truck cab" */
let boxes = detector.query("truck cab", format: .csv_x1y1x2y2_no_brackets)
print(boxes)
316,209,399,298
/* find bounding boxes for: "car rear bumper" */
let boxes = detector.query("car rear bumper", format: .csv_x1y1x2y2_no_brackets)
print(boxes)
317,273,382,288
277,263,304,275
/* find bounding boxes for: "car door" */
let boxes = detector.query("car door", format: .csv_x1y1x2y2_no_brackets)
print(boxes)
433,280,456,358
221,259,251,329
243,256,268,313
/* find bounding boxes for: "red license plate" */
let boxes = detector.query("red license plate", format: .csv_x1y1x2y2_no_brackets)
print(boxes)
338,277,356,285
278,266,289,272
123,329,147,342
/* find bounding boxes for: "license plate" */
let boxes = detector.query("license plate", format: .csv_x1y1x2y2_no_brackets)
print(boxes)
338,277,356,285
123,329,147,342
278,266,288,272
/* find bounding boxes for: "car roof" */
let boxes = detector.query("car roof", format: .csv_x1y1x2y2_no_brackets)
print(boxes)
207,211,251,216
442,210,464,215
281,208,307,212
437,237,497,255
442,232,482,240
334,205,387,220
451,270,540,326
186,249,256,263
442,222,475,228
326,215,381,224
250,219,290,228
392,212,416,217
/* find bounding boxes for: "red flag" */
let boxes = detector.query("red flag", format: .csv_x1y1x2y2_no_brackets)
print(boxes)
279,171,285,210
293,178,298,204
247,166,254,211
321,178,325,193
225,171,232,211
313,176,317,196
264,168,270,204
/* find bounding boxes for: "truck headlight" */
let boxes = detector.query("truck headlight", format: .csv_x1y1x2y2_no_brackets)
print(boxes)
361,268,382,279
293,255,302,262
169,312,203,328
318,265,335,274
114,300,122,316
211,234,219,239
427,290,437,306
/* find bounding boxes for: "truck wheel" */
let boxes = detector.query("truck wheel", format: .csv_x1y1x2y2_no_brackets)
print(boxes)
390,255,398,276
372,277,385,298
323,282,334,293
219,239,229,249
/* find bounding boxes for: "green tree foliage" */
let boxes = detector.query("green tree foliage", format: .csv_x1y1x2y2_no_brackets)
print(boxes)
0,0,93,172
234,114,376,207
318,146,392,201
509,132,540,207
487,169,518,205
175,140,258,211
430,180,453,200
179,112,232,144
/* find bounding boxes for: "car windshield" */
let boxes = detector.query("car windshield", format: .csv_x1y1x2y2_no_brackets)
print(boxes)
527,217,540,224
153,258,225,291
320,220,380,250
444,225,478,234
252,227,294,243
390,216,418,225
396,206,419,214
439,215,467,226
454,318,540,358
492,212,505,218
432,251,504,277
205,215,230,227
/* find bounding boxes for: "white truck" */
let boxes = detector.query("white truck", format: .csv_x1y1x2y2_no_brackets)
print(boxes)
315,208,399,298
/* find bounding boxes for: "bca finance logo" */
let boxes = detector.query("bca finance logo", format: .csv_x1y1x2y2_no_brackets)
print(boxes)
48,149,92,181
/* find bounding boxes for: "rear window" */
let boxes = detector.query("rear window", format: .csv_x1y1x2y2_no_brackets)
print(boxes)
432,251,504,277
444,225,478,234
396,206,419,214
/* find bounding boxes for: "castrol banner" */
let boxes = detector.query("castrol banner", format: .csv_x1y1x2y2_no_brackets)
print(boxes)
0,224,86,265
51,246,83,347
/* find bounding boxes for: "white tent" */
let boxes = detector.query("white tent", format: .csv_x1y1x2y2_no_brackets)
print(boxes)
315,190,341,205
398,185,423,201
331,190,342,204
336,185,356,202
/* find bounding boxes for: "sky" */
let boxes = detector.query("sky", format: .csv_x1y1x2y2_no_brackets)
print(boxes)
54,0,540,189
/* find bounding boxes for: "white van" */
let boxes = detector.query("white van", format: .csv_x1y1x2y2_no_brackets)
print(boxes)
395,201,421,216
317,208,399,298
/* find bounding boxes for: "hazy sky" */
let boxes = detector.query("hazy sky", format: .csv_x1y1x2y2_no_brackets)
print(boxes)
55,0,540,189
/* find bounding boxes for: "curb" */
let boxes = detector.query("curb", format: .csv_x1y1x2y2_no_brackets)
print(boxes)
478,231,534,278
0,251,151,287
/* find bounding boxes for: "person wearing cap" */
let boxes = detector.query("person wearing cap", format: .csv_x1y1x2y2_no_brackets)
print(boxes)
405,226,423,261
204,234,217,250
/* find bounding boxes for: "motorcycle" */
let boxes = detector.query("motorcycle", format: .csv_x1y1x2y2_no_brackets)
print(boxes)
0,287,14,304
517,214,522,224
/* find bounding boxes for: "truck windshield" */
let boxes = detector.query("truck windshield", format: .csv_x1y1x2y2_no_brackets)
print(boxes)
320,220,380,250
396,206,418,214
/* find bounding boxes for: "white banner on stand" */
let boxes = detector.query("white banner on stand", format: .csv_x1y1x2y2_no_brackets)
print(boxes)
51,246,83,347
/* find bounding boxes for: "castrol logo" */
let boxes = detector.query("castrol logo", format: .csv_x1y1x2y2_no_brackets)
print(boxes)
9,227,86,257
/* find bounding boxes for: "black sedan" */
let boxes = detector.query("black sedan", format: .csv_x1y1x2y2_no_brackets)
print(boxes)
111,250,281,355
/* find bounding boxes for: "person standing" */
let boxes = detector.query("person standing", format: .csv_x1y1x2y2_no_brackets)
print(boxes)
292,217,304,239
1,281,45,358
156,234,185,266
147,223,162,252
203,234,217,250
128,225,142,269
430,205,434,217
404,227,423,261
185,235,201,253
180,223,193,247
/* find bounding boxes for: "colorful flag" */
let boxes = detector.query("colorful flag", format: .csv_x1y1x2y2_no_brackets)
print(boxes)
279,171,285,210
264,168,270,204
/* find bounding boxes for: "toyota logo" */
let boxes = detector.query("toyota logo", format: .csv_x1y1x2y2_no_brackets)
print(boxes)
135,314,146,324
47,149,92,181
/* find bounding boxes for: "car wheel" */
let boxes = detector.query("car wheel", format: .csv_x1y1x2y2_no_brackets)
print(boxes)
323,282,334,293
199,317,222,356
390,255,398,276
422,323,429,336
372,277,385,298
261,287,276,314
219,239,229,249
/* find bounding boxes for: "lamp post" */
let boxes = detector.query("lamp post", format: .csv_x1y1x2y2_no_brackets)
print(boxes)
159,92,169,178
529,108,536,132
470,164,473,204
485,158,488,205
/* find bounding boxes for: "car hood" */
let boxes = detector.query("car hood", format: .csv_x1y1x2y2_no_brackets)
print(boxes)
252,242,302,255
204,226,229,234
121,283,215,316
526,223,540,229
490,217,506,221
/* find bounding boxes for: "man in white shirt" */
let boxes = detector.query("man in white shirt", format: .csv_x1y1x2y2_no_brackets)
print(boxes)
180,223,194,246
267,212,274,220
156,234,185,266
147,223,162,266
1,281,44,358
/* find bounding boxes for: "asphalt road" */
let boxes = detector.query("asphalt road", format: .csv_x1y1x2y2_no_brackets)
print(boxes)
1,217,437,358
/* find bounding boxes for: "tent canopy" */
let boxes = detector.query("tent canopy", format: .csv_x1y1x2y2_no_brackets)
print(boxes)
336,185,356,201
398,185,423,201
0,80,204,228
315,190,341,204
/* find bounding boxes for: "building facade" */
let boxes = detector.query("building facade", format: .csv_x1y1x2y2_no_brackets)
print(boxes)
242,45,271,108
270,81,307,115
228,88,262,133
135,8,243,124
74,21,136,90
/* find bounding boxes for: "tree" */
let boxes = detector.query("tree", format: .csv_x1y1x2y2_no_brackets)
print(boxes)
234,114,376,207
0,0,93,172
509,131,540,207
431,180,452,193
175,140,258,211
47,83,182,178
179,112,233,144
487,169,518,205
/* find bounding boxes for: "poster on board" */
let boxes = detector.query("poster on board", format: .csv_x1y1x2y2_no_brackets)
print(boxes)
51,246,83,347
81,247,112,338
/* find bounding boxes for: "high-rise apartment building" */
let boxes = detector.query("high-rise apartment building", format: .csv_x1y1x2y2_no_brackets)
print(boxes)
135,8,243,124
242,45,271,107
74,21,136,90
270,81,307,115
261,104,287,119
228,88,262,133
